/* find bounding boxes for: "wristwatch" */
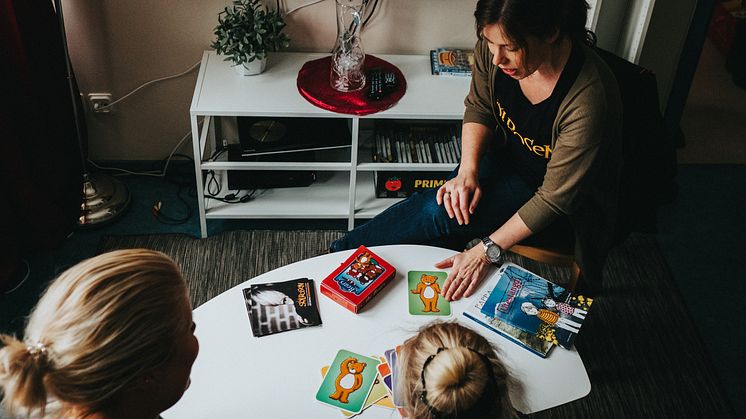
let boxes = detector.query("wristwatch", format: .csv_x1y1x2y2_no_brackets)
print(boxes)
481,237,503,264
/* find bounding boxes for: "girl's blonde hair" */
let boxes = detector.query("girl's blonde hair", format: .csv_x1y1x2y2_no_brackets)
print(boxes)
398,321,518,419
0,249,190,417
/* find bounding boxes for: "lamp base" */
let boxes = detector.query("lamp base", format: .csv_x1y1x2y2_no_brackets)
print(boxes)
78,172,131,228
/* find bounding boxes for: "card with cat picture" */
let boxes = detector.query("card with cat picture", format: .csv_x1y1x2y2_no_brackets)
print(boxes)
407,271,451,316
315,350,381,414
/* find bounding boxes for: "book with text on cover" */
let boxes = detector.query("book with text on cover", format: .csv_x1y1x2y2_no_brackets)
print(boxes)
243,278,322,337
479,263,592,350
463,270,554,358
430,48,474,76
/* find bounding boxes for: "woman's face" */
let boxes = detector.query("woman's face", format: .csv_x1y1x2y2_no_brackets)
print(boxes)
482,23,551,80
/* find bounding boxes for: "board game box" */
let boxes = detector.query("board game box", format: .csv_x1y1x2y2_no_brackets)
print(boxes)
320,246,396,314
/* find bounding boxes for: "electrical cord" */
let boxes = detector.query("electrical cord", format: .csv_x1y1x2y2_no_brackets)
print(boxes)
88,119,204,178
3,259,31,295
203,147,258,204
362,0,380,28
284,0,326,15
151,153,197,225
95,61,201,112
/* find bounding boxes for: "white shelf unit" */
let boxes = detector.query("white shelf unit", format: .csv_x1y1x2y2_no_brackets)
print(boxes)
190,51,470,237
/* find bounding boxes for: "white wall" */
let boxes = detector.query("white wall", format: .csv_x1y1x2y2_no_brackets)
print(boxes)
638,0,697,110
64,0,687,160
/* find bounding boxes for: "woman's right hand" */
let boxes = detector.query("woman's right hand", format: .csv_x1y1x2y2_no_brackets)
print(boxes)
436,170,482,225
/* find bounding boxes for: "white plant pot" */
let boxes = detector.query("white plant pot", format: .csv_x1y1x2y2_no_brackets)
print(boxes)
233,57,267,76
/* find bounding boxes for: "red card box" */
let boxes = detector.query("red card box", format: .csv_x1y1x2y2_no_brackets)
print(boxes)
320,246,396,314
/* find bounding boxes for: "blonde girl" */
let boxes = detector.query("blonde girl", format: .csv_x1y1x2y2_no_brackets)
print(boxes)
0,249,199,418
398,321,521,419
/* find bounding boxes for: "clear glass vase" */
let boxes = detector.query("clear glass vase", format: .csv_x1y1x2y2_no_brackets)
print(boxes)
330,0,366,92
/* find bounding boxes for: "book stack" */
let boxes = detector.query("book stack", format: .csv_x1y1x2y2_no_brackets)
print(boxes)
463,263,593,357
372,125,462,164
430,48,474,77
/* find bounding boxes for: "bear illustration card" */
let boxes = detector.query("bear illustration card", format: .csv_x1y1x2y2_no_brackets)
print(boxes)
320,364,390,416
315,350,381,414
408,271,451,316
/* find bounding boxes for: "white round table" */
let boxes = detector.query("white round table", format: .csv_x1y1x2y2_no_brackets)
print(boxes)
164,245,590,418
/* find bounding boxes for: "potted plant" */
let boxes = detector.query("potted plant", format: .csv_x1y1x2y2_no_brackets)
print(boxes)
211,0,290,76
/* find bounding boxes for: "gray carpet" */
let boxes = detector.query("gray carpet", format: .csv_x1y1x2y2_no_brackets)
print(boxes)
99,231,735,418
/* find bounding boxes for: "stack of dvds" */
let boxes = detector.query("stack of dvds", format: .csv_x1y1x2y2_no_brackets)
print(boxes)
371,125,462,164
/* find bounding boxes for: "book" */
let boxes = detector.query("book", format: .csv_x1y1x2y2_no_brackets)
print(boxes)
320,246,396,314
463,272,555,358
430,48,474,77
479,263,591,350
243,278,322,337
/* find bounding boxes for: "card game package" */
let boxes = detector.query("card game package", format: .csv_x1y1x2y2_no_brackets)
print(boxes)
320,246,396,314
243,278,322,337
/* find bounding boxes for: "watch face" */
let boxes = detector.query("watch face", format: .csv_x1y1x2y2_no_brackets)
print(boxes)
486,244,501,263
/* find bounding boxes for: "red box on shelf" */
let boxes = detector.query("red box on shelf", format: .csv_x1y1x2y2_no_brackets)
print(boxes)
320,246,396,314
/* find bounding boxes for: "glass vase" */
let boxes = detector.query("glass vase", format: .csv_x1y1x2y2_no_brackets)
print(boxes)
330,0,366,92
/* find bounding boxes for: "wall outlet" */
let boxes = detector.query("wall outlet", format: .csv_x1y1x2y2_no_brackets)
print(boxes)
88,93,114,114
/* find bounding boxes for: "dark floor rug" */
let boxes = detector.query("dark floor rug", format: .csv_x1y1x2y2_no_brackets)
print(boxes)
99,231,735,418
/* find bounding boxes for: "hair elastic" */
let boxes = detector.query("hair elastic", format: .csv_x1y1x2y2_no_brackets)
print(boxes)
419,346,497,419
26,341,48,360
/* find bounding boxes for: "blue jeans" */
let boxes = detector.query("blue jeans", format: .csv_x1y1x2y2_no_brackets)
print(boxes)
330,153,537,252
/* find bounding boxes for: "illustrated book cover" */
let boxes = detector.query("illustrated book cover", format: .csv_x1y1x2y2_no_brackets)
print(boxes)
462,272,554,358
320,245,396,314
242,277,321,337
430,48,474,76
478,263,592,349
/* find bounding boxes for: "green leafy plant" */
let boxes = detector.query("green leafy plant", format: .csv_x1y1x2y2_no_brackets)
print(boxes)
211,0,290,65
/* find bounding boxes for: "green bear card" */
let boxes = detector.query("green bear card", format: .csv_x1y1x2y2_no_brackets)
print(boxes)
408,271,451,316
315,350,381,414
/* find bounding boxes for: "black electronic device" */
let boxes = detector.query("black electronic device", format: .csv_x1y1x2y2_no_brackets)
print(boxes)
226,145,317,190
384,71,397,92
367,68,384,100
237,116,351,157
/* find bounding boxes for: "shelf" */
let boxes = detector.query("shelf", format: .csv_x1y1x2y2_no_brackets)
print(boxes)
191,52,470,119
203,171,415,219
354,172,405,218
205,172,351,219
191,51,469,236
201,147,354,171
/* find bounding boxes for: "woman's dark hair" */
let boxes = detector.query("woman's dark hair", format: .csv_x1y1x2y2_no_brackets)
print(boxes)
474,0,595,47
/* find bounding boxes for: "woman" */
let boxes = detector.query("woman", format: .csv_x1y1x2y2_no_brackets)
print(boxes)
0,249,199,418
331,0,622,300
397,321,523,418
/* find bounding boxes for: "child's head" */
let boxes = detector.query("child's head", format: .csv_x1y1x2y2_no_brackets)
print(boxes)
0,249,197,418
398,321,517,419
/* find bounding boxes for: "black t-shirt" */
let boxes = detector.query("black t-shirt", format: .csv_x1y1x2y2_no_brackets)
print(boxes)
493,42,584,188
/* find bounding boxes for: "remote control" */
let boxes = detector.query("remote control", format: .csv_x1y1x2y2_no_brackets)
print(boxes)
384,72,396,92
367,68,384,100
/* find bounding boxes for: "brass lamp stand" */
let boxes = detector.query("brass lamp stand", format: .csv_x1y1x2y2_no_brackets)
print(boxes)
55,0,131,227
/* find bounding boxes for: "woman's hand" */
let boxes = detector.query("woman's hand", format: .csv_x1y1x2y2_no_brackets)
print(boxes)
436,171,482,225
435,245,490,301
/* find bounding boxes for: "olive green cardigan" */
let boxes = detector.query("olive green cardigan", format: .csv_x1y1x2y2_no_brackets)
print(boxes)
463,39,623,291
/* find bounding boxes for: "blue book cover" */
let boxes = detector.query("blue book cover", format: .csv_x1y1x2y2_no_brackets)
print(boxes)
462,270,554,358
479,263,591,349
